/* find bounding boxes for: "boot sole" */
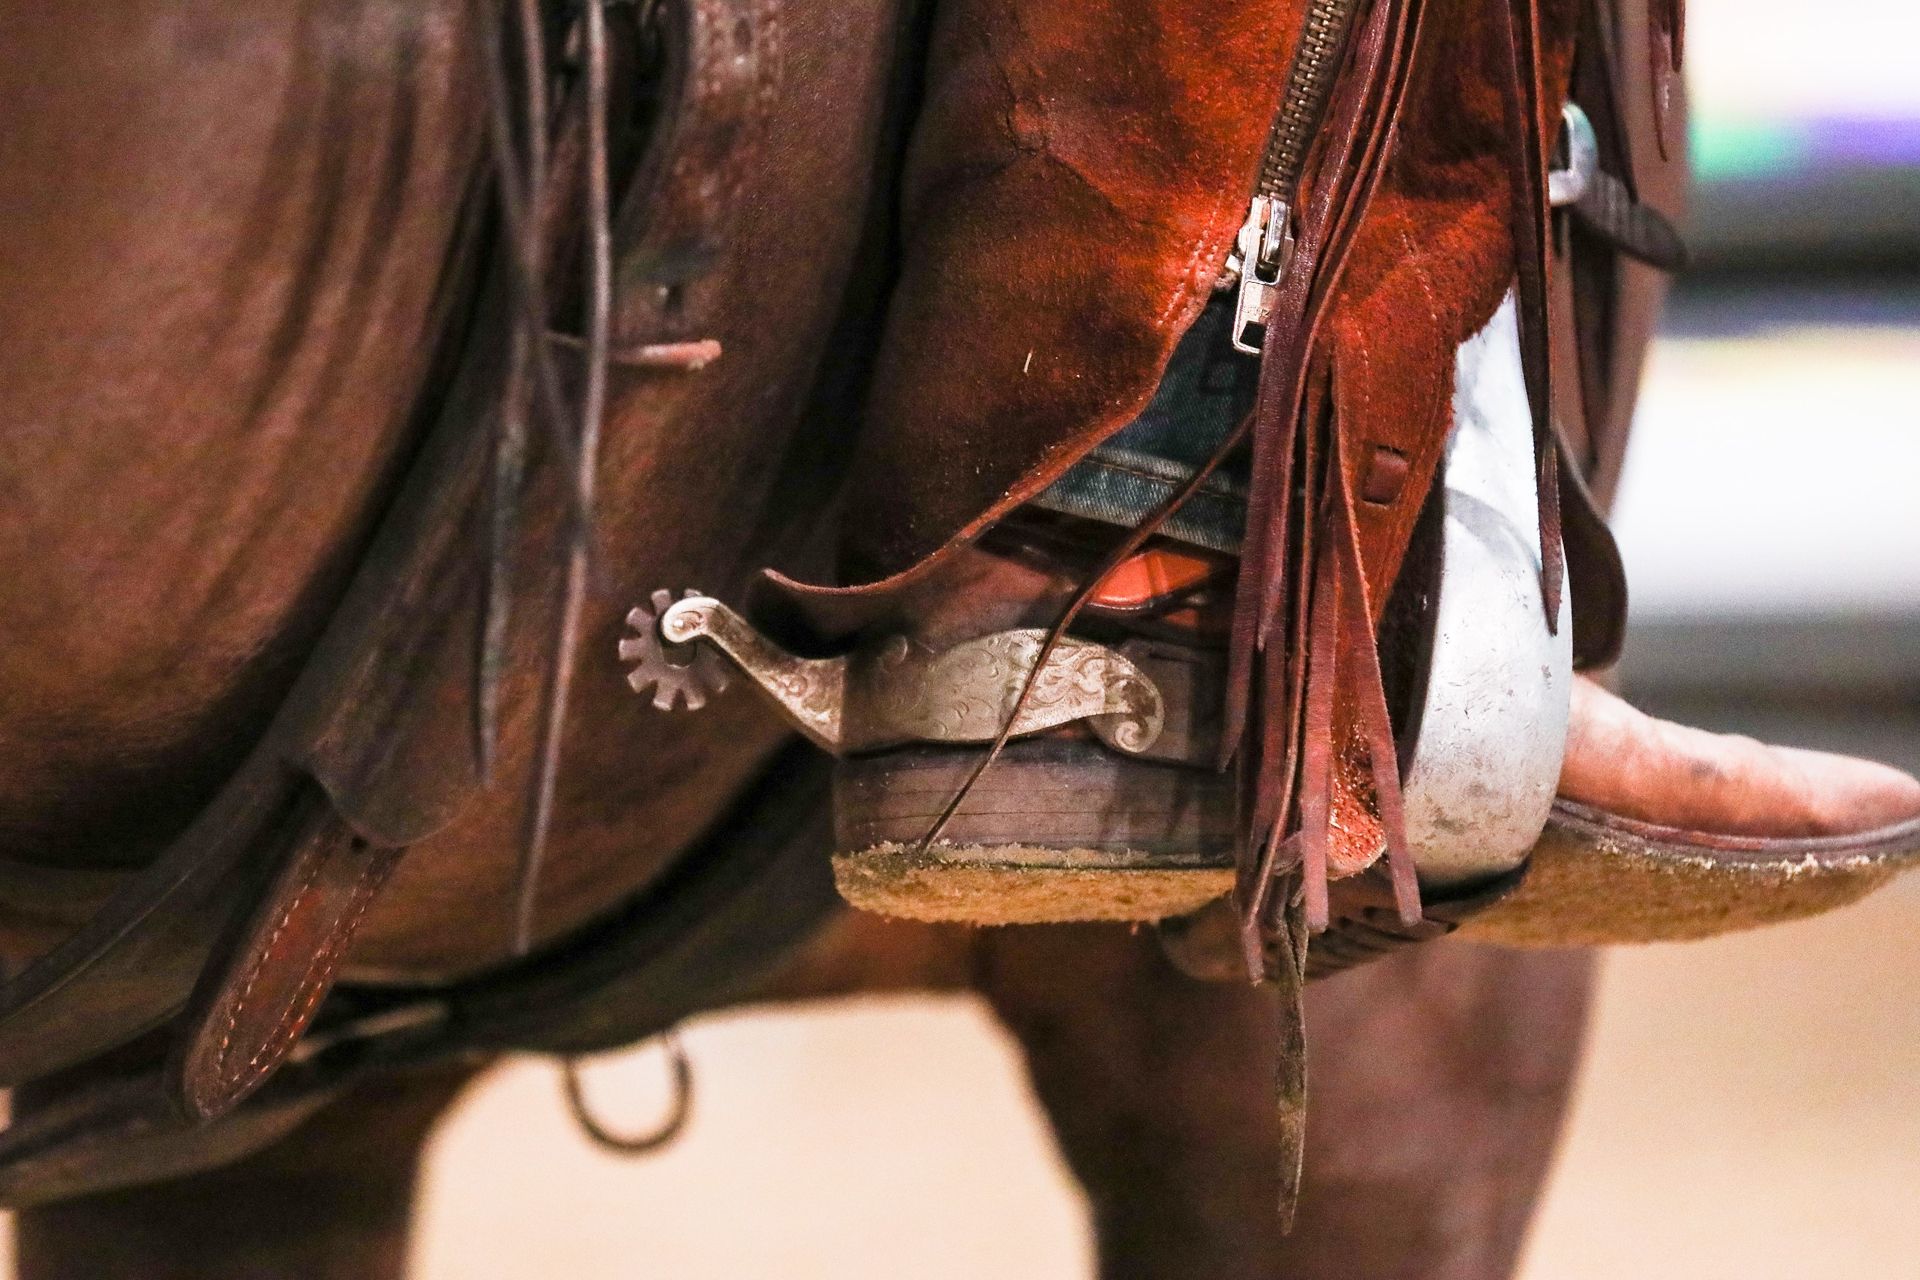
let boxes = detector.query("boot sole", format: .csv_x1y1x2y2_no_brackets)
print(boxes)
1465,800,1920,947
833,743,1920,942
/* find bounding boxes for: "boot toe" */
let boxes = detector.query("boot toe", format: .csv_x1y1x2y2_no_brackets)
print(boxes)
1772,745,1920,837
1559,677,1920,840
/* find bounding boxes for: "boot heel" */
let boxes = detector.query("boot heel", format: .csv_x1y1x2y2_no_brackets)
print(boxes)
831,738,1235,923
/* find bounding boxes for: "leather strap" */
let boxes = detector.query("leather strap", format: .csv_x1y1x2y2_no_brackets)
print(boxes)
1562,0,1687,501
1570,168,1687,270
1232,0,1436,957
1493,0,1565,633
0,0,1684,1201
1305,861,1529,979
169,809,400,1121
1550,0,1683,673
0,760,314,1089
0,1062,344,1209
0,741,838,1208
0,0,795,1187
1646,0,1684,160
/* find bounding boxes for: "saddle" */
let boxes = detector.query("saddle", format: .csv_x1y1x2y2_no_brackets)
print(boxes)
0,0,848,1203
0,0,1915,1213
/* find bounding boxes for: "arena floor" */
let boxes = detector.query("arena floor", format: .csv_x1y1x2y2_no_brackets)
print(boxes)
401,880,1920,1279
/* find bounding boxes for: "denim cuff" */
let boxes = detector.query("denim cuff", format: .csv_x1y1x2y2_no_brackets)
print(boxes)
1030,293,1255,553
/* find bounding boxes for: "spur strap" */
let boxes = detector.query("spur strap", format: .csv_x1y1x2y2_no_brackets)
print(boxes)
1568,165,1688,272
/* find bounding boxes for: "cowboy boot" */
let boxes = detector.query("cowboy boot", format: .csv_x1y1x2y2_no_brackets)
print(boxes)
624,0,1920,963
767,0,1613,950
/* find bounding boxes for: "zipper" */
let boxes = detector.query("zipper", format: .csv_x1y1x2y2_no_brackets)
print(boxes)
1227,0,1364,354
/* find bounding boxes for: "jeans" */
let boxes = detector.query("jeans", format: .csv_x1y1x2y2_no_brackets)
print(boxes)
1031,293,1256,552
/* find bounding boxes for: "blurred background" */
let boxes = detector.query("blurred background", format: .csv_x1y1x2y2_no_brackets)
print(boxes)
399,2,1920,1277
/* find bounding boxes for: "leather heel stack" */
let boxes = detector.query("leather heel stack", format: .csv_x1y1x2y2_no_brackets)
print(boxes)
831,738,1236,925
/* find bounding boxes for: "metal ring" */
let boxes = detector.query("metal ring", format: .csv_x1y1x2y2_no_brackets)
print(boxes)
1548,103,1598,209
559,1032,694,1156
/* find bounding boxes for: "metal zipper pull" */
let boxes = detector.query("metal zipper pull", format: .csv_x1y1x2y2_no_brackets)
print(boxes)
1230,195,1295,355
1223,0,1358,357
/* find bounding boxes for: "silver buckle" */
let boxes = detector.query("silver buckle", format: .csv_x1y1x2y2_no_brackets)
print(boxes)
1548,102,1599,209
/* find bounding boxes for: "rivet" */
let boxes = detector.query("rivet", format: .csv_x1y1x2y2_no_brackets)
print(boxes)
1361,446,1410,505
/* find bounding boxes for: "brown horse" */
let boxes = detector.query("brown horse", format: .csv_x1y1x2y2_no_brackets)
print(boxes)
2,0,1915,1276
